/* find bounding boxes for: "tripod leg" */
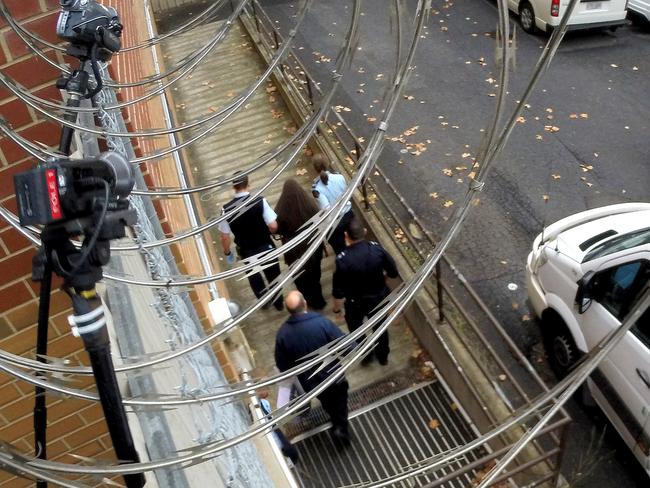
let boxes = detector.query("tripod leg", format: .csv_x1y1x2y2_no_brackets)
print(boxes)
34,256,52,488
67,288,145,488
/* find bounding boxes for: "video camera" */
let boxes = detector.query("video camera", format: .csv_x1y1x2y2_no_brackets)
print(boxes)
14,152,133,227
56,0,122,61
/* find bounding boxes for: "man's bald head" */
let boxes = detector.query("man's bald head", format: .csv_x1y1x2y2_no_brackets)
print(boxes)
286,290,307,315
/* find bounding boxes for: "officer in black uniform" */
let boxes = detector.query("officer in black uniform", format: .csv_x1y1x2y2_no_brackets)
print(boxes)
219,173,283,310
332,215,399,365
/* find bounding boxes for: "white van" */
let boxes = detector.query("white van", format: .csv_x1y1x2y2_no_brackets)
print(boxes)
526,203,650,476
629,0,650,23
509,0,628,33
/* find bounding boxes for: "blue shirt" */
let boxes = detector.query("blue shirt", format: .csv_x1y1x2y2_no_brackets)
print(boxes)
312,172,352,214
275,311,346,392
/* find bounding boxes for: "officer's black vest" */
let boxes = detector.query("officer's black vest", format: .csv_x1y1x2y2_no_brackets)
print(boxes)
223,195,273,253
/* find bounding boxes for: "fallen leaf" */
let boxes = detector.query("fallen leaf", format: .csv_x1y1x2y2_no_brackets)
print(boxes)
580,113,589,119
295,168,307,176
542,194,550,202
610,63,619,68
498,374,507,381
443,200,454,208
428,419,441,429
367,117,377,122
429,192,439,199
442,168,453,177
551,174,561,180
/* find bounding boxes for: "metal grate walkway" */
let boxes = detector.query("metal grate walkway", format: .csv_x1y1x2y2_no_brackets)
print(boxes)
293,379,486,488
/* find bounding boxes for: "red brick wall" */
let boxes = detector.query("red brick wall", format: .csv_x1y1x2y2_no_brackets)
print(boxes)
0,1,116,486
0,2,234,484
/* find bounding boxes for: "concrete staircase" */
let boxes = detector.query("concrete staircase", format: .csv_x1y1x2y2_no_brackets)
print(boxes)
160,18,418,402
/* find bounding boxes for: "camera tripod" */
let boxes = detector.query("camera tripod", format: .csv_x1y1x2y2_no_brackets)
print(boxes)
31,48,145,488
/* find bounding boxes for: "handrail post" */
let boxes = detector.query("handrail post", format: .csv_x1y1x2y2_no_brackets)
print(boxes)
355,141,370,210
305,76,314,105
436,260,444,323
252,1,260,33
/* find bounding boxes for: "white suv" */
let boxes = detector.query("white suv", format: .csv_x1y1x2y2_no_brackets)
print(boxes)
510,0,628,34
526,203,650,476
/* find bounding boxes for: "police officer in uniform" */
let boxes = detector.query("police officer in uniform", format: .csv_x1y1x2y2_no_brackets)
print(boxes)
311,154,354,255
332,216,398,365
219,173,283,310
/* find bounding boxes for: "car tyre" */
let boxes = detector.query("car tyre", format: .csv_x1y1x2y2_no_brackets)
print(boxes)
545,319,580,378
519,2,537,34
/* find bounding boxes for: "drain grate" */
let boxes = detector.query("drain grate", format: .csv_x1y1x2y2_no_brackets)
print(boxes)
292,381,486,488
284,372,423,439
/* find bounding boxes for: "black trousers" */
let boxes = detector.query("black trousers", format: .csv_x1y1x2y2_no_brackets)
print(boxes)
328,209,354,255
345,295,390,362
242,244,282,306
317,380,349,435
293,246,326,309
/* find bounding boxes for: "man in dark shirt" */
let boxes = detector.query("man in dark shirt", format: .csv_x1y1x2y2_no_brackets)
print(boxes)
219,173,283,310
275,290,351,446
332,216,399,365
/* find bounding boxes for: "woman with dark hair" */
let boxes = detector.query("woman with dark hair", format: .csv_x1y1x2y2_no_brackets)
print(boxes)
275,178,327,309
311,154,354,254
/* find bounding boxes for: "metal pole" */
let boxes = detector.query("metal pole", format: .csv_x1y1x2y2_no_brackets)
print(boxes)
436,260,443,323
305,76,313,105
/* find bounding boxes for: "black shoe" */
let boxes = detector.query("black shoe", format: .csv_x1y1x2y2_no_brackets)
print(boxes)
361,353,374,366
331,426,351,448
378,357,388,366
281,444,300,464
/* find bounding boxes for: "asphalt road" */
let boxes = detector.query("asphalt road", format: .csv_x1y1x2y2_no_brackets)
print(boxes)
263,0,649,485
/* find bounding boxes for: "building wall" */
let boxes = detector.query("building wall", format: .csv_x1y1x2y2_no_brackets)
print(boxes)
0,1,120,486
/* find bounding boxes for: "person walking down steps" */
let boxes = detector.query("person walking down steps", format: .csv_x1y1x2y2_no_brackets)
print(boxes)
275,291,351,447
311,153,354,255
219,172,283,310
275,178,327,310
332,216,399,366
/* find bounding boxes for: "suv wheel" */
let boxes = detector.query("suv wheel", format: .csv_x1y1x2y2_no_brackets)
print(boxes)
519,2,537,34
545,319,580,378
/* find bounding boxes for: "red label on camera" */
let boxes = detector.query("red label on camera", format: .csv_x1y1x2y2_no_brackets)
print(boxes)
45,169,62,220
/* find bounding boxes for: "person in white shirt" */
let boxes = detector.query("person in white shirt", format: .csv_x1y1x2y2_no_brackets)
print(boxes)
219,173,283,310
311,154,354,254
